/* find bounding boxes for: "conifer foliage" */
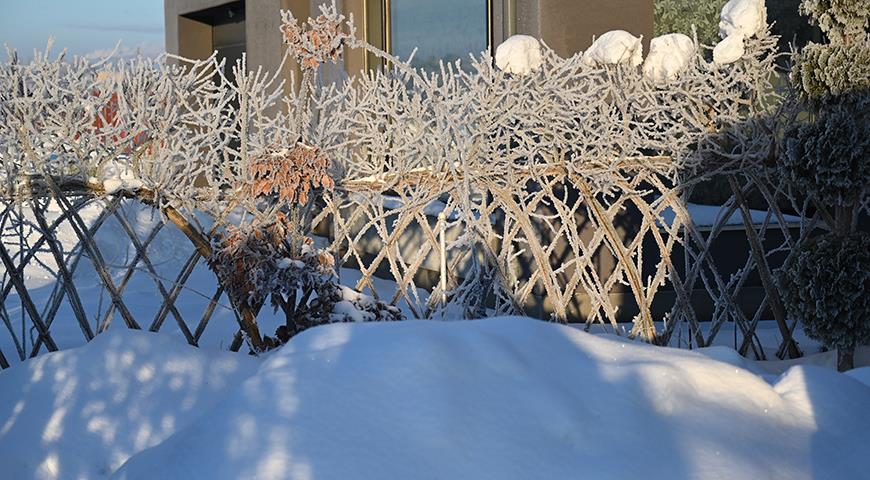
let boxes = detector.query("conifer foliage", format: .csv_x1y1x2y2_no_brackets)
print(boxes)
777,0,869,371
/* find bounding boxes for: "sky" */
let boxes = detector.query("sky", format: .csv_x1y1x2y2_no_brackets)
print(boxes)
1,0,165,61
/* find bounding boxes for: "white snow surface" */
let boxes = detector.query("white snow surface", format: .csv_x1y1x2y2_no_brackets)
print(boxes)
0,329,258,480
643,33,695,82
845,367,870,388
659,199,802,228
582,30,644,68
713,34,746,65
494,35,543,75
719,0,767,39
2,317,868,480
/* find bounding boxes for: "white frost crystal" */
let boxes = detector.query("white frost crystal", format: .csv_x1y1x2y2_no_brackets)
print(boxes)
643,33,695,82
495,35,543,75
100,159,143,194
719,0,767,39
713,34,746,65
582,30,643,67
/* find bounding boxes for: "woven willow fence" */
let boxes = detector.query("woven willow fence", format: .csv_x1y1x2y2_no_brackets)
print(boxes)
1,5,844,367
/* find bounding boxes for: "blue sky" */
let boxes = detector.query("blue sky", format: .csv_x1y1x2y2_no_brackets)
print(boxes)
1,0,165,61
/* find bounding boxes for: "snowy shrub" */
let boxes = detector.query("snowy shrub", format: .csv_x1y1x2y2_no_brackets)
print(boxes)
778,0,869,209
305,286,402,326
798,0,869,44
209,217,333,308
205,5,401,351
778,233,870,369
776,0,869,370
791,0,869,104
210,217,403,351
778,100,870,206
654,0,727,47
790,42,870,101
267,284,402,349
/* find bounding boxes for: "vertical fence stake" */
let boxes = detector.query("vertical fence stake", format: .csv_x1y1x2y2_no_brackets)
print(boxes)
438,211,447,307
334,201,342,284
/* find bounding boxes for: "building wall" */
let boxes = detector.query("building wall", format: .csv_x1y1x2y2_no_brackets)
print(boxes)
167,0,654,81
515,0,653,57
166,0,370,93
165,0,302,94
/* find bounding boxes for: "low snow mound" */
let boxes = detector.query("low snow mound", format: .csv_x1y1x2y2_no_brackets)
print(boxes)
643,33,695,82
845,366,870,388
112,317,870,480
713,33,746,65
695,345,769,376
582,30,643,67
495,35,542,75
0,330,258,480
719,0,767,39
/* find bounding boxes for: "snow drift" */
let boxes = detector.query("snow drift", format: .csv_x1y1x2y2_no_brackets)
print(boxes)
2,318,866,480
0,330,258,480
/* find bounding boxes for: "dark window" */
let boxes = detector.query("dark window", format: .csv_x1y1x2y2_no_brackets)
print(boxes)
181,1,246,81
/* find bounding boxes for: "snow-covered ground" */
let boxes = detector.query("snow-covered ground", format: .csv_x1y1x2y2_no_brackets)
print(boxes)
3,201,869,479
1,317,868,480
658,199,802,229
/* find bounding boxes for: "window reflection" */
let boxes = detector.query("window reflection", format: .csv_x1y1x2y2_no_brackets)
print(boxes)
390,0,488,71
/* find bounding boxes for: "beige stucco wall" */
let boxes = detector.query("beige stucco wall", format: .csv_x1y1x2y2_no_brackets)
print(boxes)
166,0,367,92
515,0,653,57
165,0,226,58
165,0,301,90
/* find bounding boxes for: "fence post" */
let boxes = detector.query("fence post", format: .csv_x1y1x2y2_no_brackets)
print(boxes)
439,211,447,306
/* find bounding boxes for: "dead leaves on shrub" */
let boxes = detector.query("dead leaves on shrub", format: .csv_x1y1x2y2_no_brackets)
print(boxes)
280,5,353,70
209,214,334,307
249,142,334,205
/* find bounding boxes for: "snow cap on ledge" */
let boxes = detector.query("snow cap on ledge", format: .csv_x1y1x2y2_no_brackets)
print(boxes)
643,33,695,82
713,34,746,65
713,0,765,65
582,30,643,67
495,35,543,75
100,159,143,194
719,0,767,39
